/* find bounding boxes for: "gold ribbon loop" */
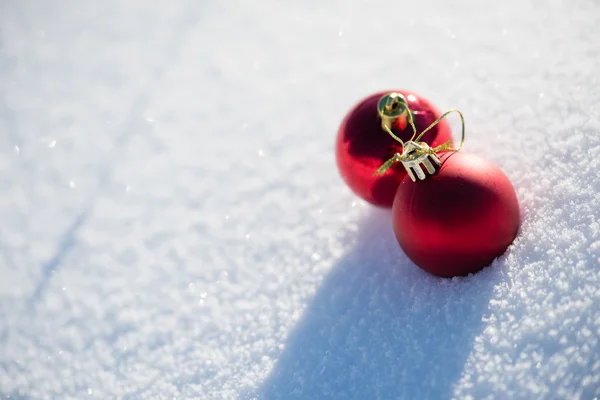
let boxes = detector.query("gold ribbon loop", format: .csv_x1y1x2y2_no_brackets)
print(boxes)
374,97,466,177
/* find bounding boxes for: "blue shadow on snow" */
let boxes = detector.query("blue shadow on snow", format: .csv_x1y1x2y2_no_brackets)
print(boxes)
260,207,503,399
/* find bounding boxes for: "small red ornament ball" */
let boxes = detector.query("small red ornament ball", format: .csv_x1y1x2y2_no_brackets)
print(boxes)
392,152,520,278
336,90,453,207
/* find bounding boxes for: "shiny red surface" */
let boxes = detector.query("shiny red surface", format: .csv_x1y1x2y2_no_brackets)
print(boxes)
335,90,454,208
392,152,520,278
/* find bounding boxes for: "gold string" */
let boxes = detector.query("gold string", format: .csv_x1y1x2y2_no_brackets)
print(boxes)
402,99,418,140
386,100,466,155
383,125,405,146
374,153,401,176
414,108,465,152
374,98,467,176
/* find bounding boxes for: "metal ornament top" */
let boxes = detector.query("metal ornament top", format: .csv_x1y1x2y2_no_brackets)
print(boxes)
396,141,442,182
377,92,411,132
374,92,466,182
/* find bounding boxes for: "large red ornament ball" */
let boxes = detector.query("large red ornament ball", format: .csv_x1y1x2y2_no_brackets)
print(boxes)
392,152,520,278
336,90,454,207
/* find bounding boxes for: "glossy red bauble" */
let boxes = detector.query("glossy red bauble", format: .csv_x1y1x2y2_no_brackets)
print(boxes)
392,152,520,278
336,90,454,207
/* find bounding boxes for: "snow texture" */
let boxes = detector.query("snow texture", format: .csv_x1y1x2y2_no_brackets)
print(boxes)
1,0,599,398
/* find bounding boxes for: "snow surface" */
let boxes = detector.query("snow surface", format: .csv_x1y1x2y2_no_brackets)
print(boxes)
1,0,600,398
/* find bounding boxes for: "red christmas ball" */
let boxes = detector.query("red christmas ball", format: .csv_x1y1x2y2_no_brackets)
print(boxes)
336,90,454,207
392,152,520,278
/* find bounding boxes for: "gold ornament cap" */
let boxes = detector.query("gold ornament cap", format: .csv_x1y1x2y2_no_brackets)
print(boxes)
377,92,409,131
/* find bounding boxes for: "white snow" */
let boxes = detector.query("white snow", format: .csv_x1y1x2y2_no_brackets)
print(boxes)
1,0,599,399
